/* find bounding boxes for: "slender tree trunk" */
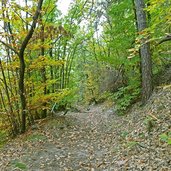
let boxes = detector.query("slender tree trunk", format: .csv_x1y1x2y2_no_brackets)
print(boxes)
0,89,15,135
0,59,19,134
66,44,78,86
18,56,26,133
18,0,44,133
60,41,67,89
40,24,47,118
134,0,153,104
49,47,55,93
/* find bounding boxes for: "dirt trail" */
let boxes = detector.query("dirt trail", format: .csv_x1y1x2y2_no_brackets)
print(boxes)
0,104,119,171
0,96,170,171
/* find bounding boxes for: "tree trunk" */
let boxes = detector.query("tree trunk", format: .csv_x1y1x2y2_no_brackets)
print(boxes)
40,24,47,118
134,0,153,104
0,59,19,134
18,0,44,133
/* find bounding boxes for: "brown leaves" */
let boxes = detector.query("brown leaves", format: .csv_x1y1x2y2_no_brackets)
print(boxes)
0,85,171,170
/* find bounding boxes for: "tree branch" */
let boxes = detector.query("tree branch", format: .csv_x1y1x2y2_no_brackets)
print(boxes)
19,0,44,57
0,40,19,55
158,35,171,44
0,0,44,56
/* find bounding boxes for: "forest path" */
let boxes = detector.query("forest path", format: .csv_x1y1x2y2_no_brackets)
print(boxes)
0,90,171,171
0,104,123,171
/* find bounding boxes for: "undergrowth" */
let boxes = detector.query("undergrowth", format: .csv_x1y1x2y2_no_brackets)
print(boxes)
0,130,8,148
108,83,140,115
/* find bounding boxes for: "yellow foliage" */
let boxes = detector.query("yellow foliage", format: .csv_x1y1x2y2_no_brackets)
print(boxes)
29,56,65,70
28,89,71,111
84,69,100,103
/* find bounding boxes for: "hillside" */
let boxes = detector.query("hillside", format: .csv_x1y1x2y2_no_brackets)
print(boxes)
0,83,170,171
1,1,171,170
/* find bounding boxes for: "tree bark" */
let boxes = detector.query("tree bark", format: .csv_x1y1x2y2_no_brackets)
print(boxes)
0,0,44,133
134,0,153,104
0,59,19,134
18,0,44,133
40,23,47,118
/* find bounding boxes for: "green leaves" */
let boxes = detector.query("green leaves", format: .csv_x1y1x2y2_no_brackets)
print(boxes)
159,132,171,145
11,160,27,170
112,83,140,115
0,130,8,148
125,141,138,149
26,133,47,142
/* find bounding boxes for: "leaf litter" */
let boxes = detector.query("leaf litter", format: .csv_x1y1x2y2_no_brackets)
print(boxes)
0,84,171,171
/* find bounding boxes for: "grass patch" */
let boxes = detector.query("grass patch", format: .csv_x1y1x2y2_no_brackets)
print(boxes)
125,141,139,149
26,133,47,142
11,159,27,170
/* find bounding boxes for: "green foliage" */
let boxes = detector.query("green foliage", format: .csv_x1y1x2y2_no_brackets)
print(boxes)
56,88,78,110
101,0,135,68
120,131,129,138
84,73,99,104
143,116,155,133
96,91,113,104
159,132,171,145
0,0,171,136
11,160,27,170
0,131,8,148
26,133,47,142
125,141,139,149
112,83,140,115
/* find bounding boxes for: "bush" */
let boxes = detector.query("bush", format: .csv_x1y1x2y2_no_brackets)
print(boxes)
111,82,140,115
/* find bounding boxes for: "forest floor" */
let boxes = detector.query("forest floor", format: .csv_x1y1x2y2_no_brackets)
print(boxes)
0,85,171,171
